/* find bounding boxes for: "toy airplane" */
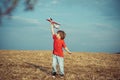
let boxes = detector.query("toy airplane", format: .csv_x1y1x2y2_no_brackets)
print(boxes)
47,18,60,29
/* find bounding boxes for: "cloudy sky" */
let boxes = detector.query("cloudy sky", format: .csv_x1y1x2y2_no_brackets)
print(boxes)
0,0,120,53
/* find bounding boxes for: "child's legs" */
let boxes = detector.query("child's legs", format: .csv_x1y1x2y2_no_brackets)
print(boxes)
52,54,58,73
57,56,64,75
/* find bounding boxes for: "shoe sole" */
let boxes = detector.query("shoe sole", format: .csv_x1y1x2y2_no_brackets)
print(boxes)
52,76,56,78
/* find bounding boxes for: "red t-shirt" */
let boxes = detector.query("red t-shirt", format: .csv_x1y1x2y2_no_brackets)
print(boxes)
53,34,66,57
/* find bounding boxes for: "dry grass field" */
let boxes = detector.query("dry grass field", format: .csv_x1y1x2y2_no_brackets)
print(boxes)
0,50,120,80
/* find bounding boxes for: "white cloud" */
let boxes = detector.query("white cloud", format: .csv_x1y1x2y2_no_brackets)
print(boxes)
12,16,41,25
94,23,112,28
51,0,59,4
3,16,48,31
37,3,44,7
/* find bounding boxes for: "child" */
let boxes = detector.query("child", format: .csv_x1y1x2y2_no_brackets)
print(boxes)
50,24,72,78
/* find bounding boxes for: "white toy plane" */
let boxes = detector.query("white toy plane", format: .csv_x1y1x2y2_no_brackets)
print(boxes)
47,18,60,29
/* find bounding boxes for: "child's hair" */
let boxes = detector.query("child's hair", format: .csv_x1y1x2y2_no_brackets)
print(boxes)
57,30,66,40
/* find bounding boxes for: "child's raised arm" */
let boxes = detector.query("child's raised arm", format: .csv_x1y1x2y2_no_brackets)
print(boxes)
51,24,55,35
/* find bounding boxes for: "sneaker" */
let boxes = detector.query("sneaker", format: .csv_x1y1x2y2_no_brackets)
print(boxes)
60,74,64,78
52,76,56,78
52,72,56,78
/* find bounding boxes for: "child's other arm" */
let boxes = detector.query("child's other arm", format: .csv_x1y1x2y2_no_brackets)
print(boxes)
64,47,72,54
51,24,55,35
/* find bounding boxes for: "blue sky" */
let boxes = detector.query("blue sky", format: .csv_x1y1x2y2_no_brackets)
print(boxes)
0,0,120,52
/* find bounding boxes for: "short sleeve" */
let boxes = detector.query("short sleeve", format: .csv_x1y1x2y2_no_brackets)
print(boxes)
53,34,57,39
62,40,66,48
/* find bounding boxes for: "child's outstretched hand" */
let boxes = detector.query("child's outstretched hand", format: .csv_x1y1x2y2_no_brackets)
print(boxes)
65,47,72,55
68,51,72,54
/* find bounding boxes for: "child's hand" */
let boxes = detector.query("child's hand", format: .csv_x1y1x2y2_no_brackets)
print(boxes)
51,24,55,28
51,24,54,26
68,51,72,54
65,47,72,54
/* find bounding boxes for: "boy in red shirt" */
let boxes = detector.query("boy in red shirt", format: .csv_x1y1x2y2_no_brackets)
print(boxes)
50,24,72,78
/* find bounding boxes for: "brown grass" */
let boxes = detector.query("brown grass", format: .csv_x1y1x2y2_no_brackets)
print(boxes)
0,50,120,80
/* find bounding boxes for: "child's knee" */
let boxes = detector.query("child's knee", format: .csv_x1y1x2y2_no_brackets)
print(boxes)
52,62,57,67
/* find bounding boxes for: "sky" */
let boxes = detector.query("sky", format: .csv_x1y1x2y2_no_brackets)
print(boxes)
0,0,120,53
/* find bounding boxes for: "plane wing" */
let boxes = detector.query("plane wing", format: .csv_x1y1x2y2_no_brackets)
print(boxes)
47,18,60,25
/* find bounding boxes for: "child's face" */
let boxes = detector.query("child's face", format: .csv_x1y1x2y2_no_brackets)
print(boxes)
56,33,61,39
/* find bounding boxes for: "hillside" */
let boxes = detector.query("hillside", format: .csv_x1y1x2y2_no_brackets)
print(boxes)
0,50,120,80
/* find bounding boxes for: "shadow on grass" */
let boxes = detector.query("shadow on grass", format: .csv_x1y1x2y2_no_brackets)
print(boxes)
25,62,51,75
